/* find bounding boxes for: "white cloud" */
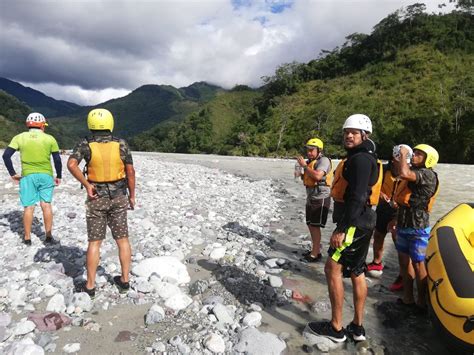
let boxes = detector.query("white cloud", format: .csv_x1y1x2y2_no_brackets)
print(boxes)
0,0,457,105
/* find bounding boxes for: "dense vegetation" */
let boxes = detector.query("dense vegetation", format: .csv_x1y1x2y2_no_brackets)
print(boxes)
0,90,77,149
47,82,223,144
0,77,79,117
134,6,474,163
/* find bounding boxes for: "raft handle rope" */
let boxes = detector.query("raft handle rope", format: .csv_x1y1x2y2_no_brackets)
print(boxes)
426,253,472,333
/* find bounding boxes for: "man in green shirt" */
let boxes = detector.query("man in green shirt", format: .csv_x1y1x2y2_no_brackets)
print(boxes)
2,112,62,245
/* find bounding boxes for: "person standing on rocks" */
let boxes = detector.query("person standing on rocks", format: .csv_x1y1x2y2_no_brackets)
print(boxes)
392,144,439,312
295,138,332,262
366,145,412,292
67,108,135,297
306,114,382,343
2,112,62,245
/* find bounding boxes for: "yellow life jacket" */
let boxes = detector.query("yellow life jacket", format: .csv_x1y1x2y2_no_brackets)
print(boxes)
303,157,333,187
330,158,383,206
87,140,125,183
393,171,439,212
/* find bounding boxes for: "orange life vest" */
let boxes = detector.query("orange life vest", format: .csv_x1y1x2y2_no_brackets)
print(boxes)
380,166,400,200
393,171,439,212
331,158,383,206
303,157,333,187
87,139,125,183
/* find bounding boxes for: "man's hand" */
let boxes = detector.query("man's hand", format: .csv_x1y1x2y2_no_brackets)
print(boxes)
128,196,135,210
11,174,21,184
85,183,98,200
380,191,390,202
296,156,307,168
330,232,345,249
54,178,61,186
387,220,397,235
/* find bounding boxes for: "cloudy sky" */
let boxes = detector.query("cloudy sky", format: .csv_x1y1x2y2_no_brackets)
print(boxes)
0,0,452,105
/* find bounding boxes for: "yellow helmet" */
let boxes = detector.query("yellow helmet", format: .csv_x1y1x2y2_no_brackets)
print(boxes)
87,108,114,131
414,144,439,168
306,138,324,150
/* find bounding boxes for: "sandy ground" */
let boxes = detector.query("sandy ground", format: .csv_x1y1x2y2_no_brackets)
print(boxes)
2,151,473,354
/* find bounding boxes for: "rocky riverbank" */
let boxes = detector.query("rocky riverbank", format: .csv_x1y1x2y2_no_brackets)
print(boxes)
0,152,470,354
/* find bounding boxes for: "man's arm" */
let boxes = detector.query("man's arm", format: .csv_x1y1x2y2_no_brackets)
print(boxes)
398,146,416,182
297,156,327,181
67,157,97,199
126,164,135,209
2,147,22,183
52,152,62,185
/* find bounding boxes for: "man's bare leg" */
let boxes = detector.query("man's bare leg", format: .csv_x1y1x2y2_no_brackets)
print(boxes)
308,225,322,256
23,206,35,240
325,258,344,330
115,237,131,283
399,252,415,304
40,201,53,237
86,240,102,289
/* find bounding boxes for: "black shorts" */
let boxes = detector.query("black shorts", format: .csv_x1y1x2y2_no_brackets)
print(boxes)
375,201,397,234
306,197,330,227
328,226,372,278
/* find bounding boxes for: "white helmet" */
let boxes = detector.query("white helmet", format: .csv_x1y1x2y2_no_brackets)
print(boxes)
393,144,413,163
342,114,372,133
26,112,47,128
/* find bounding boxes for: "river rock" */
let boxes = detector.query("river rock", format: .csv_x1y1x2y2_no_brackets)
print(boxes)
204,333,226,353
63,343,81,353
235,327,286,354
210,247,227,260
132,257,190,284
268,275,283,288
212,304,234,324
0,313,11,327
70,292,93,312
4,338,44,355
145,304,165,325
242,312,262,327
164,293,192,311
13,320,36,335
46,294,66,313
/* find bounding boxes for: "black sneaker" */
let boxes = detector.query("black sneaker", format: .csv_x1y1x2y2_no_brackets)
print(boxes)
306,321,347,343
23,239,32,246
301,253,322,263
45,237,54,244
346,322,366,341
78,284,96,298
113,276,130,293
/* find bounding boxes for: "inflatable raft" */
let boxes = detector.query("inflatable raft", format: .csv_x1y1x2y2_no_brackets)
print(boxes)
426,203,474,352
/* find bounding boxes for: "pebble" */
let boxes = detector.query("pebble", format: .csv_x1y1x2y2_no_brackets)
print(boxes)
204,333,226,353
63,343,81,353
145,304,165,325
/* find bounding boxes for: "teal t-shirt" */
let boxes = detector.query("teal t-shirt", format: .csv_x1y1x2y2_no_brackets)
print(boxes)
8,129,60,177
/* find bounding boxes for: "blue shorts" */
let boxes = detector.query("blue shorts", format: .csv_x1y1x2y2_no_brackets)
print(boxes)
395,227,431,262
19,173,55,207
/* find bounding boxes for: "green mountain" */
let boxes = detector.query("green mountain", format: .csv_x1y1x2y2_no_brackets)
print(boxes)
0,77,80,117
131,88,260,154
0,90,78,149
49,82,223,144
140,7,473,163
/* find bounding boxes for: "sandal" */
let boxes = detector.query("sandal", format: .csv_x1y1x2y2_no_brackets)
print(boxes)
396,298,416,308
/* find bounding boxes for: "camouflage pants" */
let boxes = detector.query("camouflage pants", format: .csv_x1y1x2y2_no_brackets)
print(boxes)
86,194,129,241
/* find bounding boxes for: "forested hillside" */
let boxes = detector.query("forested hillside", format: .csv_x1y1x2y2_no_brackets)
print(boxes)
0,78,80,117
135,6,473,163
